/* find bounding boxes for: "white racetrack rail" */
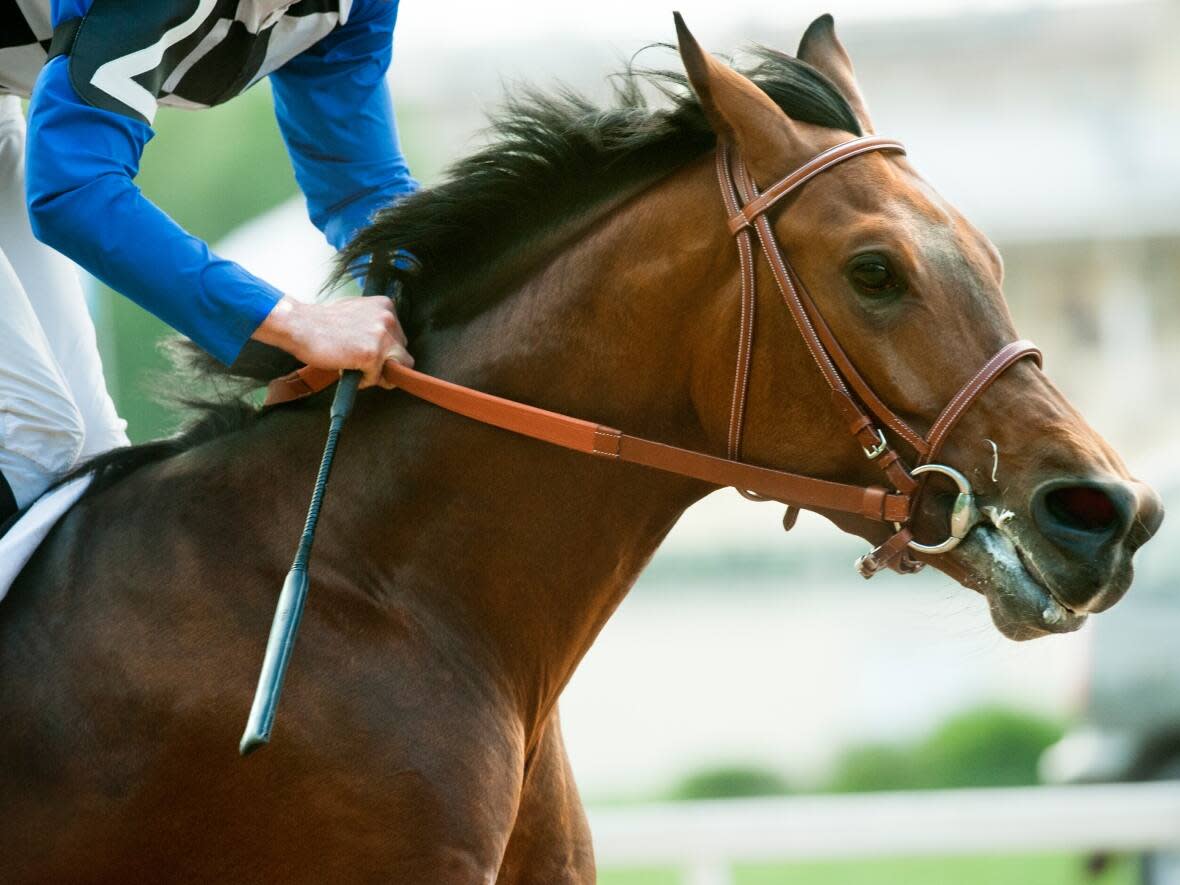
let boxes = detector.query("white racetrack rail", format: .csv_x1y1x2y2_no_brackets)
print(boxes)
590,781,1180,877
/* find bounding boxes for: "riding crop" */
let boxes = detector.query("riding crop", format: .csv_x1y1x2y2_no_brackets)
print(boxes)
239,250,415,755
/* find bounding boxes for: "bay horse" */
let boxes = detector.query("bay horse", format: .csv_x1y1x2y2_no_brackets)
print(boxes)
0,14,1161,883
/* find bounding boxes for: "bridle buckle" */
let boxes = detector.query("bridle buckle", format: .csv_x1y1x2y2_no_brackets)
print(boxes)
861,428,888,460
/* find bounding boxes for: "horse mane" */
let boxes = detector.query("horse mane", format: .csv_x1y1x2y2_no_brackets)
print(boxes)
338,45,860,335
77,45,859,494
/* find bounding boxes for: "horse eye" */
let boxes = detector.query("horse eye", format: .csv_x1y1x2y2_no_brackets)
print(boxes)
848,257,903,297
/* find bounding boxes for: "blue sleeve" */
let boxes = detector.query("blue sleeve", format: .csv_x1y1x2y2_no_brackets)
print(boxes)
25,56,282,365
269,0,418,252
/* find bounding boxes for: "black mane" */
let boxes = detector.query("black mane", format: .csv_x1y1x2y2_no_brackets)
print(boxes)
338,45,859,336
78,45,859,492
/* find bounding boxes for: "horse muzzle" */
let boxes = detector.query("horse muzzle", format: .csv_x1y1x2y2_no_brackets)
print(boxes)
949,474,1163,640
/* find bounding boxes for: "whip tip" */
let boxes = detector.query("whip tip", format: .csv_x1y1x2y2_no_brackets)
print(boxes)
238,728,270,757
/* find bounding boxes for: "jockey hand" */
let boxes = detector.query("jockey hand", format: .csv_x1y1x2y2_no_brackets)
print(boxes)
253,295,413,389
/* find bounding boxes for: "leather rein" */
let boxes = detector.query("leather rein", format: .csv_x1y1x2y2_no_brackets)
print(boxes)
266,135,1041,578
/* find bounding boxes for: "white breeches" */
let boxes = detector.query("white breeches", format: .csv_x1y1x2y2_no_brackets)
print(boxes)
0,94,128,509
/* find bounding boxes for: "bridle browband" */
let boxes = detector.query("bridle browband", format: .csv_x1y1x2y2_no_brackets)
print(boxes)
266,135,1041,577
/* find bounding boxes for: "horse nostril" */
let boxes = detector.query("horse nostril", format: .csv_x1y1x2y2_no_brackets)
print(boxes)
1044,486,1118,533
1031,478,1135,558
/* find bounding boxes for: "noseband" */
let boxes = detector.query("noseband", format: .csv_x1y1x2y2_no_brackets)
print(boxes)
715,135,1040,575
266,136,1041,578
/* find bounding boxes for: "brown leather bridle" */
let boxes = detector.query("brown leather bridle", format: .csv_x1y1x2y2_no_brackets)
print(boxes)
712,135,1041,574
267,135,1041,578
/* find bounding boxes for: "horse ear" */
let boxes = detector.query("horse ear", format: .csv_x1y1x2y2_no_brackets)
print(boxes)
674,12,799,176
797,14,874,134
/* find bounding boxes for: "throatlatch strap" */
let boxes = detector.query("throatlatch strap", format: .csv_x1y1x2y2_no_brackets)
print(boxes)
715,146,757,461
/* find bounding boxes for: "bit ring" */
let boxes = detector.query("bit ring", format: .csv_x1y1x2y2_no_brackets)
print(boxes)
895,463,981,556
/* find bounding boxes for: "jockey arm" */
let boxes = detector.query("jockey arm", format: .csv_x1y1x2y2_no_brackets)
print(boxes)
24,0,414,384
25,55,279,366
269,0,418,252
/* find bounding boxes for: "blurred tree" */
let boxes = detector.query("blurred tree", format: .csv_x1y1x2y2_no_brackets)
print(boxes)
827,742,923,794
826,707,1065,794
916,707,1065,790
669,763,792,800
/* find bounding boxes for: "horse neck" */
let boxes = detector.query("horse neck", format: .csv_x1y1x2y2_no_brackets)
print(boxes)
331,156,734,727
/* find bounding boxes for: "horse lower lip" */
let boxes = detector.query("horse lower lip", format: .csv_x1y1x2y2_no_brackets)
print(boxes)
1010,542,1078,618
1014,562,1084,632
1040,595,1069,626
970,526,1085,635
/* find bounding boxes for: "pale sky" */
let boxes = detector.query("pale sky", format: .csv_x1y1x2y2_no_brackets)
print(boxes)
395,0,1140,48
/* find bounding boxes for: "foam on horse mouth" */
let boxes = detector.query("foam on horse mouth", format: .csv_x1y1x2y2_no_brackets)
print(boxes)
983,505,1084,619
968,523,1087,638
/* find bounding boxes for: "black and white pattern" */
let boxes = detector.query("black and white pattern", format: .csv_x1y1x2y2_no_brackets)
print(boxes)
1,0,352,122
0,0,54,95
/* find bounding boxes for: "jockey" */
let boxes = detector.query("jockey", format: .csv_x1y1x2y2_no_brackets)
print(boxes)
0,0,418,525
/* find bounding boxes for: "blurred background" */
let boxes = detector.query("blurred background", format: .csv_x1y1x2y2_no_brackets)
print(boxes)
83,0,1179,882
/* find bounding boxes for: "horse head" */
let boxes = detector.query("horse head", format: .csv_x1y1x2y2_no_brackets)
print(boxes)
674,15,1163,640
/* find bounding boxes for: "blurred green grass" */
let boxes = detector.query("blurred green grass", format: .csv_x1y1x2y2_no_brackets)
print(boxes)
599,853,1137,885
